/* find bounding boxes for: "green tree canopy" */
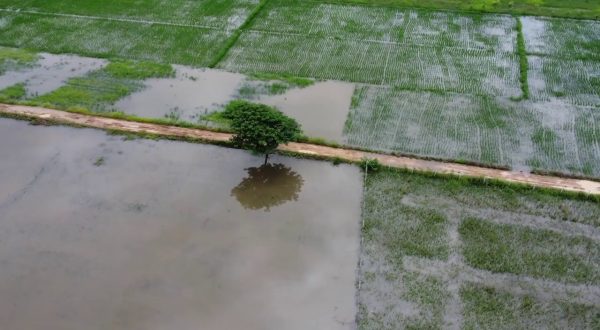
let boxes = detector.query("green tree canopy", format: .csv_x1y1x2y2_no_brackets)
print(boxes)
223,100,301,161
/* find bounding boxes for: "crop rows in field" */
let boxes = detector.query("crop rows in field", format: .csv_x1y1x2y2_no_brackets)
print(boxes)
222,31,520,96
251,1,406,41
521,16,600,107
528,56,600,107
0,0,262,66
359,170,600,329
345,86,523,167
0,0,258,30
521,16,600,60
345,85,600,176
0,12,229,67
220,2,521,97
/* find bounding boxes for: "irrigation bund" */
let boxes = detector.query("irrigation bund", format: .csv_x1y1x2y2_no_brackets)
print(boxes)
1,103,599,195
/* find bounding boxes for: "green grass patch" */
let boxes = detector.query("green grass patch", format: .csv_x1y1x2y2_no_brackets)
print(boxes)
0,12,229,67
248,72,314,88
32,72,137,111
363,172,450,263
30,59,175,111
359,168,600,330
459,218,600,284
104,60,174,79
461,283,600,329
358,272,449,329
0,83,26,102
319,0,600,20
0,46,37,63
201,110,232,127
0,46,38,73
515,17,529,99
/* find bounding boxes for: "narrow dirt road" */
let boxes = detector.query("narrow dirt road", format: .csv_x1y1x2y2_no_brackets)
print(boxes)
2,104,599,195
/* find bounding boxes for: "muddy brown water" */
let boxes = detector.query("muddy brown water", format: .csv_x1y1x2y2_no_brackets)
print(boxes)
114,66,353,142
113,65,245,121
258,81,355,142
0,53,107,96
0,118,362,330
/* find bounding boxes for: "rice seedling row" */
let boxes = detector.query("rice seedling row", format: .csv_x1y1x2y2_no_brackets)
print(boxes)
345,85,600,176
0,12,230,67
319,0,600,20
521,16,600,60
0,0,257,30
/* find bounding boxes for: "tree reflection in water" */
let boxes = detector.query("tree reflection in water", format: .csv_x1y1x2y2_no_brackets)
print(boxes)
231,163,304,211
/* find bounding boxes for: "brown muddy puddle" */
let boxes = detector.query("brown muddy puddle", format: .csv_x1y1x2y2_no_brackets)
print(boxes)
0,53,106,96
0,118,362,330
114,66,354,142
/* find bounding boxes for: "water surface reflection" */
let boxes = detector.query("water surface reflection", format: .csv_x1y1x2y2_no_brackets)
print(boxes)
231,163,304,211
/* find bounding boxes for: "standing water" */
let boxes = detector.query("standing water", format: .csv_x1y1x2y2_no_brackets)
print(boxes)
0,119,362,330
0,53,107,96
114,66,354,142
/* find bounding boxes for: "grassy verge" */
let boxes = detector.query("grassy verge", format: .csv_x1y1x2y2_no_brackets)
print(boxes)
515,17,529,100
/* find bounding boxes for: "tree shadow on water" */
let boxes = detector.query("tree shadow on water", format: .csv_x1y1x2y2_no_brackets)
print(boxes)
231,163,304,211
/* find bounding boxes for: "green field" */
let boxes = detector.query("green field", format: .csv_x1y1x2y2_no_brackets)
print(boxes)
0,0,258,66
220,2,521,96
358,169,600,329
0,0,599,178
325,0,600,20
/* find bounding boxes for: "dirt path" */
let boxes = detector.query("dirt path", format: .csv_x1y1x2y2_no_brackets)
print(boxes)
2,103,599,195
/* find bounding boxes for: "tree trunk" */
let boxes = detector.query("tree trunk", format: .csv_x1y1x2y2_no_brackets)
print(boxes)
264,153,269,165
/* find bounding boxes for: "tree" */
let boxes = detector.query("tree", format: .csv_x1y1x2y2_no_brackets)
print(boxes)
222,100,301,164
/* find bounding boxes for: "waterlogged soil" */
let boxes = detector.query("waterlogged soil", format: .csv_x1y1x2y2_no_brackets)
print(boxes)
115,66,354,142
257,81,355,142
0,53,106,96
114,65,245,121
0,118,362,330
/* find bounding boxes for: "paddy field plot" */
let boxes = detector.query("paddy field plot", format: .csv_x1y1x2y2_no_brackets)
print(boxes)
358,169,600,329
219,2,521,97
0,0,260,66
0,0,257,29
344,87,522,166
0,12,229,66
345,85,600,176
521,16,600,60
528,56,600,107
328,0,600,20
0,117,362,330
521,17,600,107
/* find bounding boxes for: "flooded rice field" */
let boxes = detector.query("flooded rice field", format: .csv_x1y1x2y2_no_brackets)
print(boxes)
0,52,354,143
114,66,245,121
114,66,353,142
0,53,106,97
0,118,362,330
256,81,354,142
